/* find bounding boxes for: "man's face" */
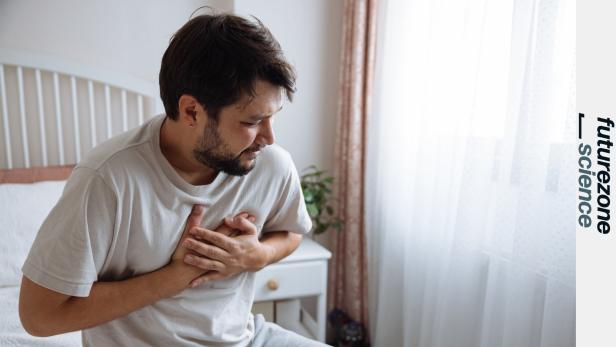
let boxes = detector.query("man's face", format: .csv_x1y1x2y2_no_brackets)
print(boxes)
192,80,283,176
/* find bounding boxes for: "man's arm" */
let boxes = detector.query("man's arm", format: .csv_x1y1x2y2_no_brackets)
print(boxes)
260,230,303,265
19,262,199,337
19,205,213,337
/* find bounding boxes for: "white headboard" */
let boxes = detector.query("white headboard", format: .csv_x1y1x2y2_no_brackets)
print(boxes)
0,50,159,169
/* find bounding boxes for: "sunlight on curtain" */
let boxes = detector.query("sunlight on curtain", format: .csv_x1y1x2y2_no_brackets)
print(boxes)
366,0,575,346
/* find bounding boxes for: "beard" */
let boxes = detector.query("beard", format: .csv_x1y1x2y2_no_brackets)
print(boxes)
192,121,259,176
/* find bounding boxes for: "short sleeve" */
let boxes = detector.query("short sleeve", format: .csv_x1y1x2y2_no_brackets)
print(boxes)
263,157,312,235
22,167,116,297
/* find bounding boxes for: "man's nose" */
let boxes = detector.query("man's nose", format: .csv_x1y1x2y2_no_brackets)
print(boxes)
257,118,275,146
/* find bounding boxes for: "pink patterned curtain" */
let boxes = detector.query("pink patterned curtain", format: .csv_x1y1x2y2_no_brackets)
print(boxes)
329,0,378,334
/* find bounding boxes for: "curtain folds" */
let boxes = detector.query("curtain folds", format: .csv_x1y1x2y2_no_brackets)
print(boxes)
366,0,575,346
329,0,378,334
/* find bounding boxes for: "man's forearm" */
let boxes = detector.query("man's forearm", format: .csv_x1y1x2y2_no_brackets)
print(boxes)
260,231,303,266
21,264,195,337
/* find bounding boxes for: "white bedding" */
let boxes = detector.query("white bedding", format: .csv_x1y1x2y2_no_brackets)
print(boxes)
0,181,66,286
0,286,81,346
0,180,81,346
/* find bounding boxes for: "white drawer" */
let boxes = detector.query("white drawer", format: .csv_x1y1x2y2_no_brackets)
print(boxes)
254,260,327,302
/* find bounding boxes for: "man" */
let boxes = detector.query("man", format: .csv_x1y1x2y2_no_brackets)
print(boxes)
19,13,326,347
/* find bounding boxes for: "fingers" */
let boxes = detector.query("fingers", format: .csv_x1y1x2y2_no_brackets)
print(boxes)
183,238,229,262
173,205,206,260
215,223,237,237
224,214,257,235
186,205,206,229
184,254,226,272
190,227,236,252
234,212,257,223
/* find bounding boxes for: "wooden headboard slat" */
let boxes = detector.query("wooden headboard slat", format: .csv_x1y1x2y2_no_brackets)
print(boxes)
0,165,74,183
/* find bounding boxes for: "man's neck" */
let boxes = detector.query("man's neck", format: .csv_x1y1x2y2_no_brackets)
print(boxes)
159,118,218,185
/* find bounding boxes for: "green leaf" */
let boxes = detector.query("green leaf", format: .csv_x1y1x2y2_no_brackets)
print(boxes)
305,164,318,171
306,203,319,217
304,190,314,203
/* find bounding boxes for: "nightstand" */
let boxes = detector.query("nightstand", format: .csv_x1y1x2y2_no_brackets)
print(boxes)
254,238,332,342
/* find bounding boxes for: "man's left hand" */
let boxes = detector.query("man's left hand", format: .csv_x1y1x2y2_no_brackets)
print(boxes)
182,213,272,287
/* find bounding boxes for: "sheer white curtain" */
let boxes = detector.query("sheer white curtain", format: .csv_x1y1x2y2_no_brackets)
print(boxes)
366,0,575,346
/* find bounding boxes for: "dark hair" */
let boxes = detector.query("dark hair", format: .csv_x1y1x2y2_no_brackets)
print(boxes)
159,13,296,121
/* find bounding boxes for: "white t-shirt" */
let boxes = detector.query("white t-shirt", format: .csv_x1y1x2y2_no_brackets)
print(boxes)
22,115,312,347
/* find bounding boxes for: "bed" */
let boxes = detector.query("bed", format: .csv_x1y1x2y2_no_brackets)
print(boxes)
0,50,331,344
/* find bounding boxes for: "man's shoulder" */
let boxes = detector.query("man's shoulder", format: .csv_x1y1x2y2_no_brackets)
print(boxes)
255,144,294,175
77,118,157,172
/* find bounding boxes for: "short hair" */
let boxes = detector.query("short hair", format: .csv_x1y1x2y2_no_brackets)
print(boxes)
159,13,296,121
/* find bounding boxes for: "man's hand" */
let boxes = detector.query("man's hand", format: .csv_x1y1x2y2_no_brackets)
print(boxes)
182,214,273,287
169,205,210,286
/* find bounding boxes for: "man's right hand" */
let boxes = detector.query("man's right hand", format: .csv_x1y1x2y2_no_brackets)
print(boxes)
169,205,209,286
171,205,206,263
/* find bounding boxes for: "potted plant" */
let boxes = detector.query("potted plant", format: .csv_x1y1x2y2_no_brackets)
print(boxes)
300,165,343,235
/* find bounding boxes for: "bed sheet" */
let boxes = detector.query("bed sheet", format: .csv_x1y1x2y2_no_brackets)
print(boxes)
0,286,82,346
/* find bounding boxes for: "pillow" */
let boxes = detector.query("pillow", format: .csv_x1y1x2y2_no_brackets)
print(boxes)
0,180,66,287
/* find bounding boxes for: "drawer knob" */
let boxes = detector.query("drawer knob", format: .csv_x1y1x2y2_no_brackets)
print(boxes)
266,279,279,291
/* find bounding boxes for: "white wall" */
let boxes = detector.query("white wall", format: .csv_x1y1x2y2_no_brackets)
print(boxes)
0,0,230,83
0,0,342,173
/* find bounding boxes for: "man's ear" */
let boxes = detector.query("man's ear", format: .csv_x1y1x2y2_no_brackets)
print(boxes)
178,95,201,126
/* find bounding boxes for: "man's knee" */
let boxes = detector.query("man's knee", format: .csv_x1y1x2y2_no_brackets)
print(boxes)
251,314,330,347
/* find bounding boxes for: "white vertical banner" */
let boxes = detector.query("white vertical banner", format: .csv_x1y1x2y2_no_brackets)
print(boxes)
578,1,616,346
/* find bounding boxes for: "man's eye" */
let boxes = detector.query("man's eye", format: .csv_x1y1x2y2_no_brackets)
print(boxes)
242,121,260,127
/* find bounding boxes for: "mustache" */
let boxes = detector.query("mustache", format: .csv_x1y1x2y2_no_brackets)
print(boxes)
244,145,264,153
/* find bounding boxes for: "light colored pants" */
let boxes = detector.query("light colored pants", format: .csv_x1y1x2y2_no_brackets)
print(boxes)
250,314,330,347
